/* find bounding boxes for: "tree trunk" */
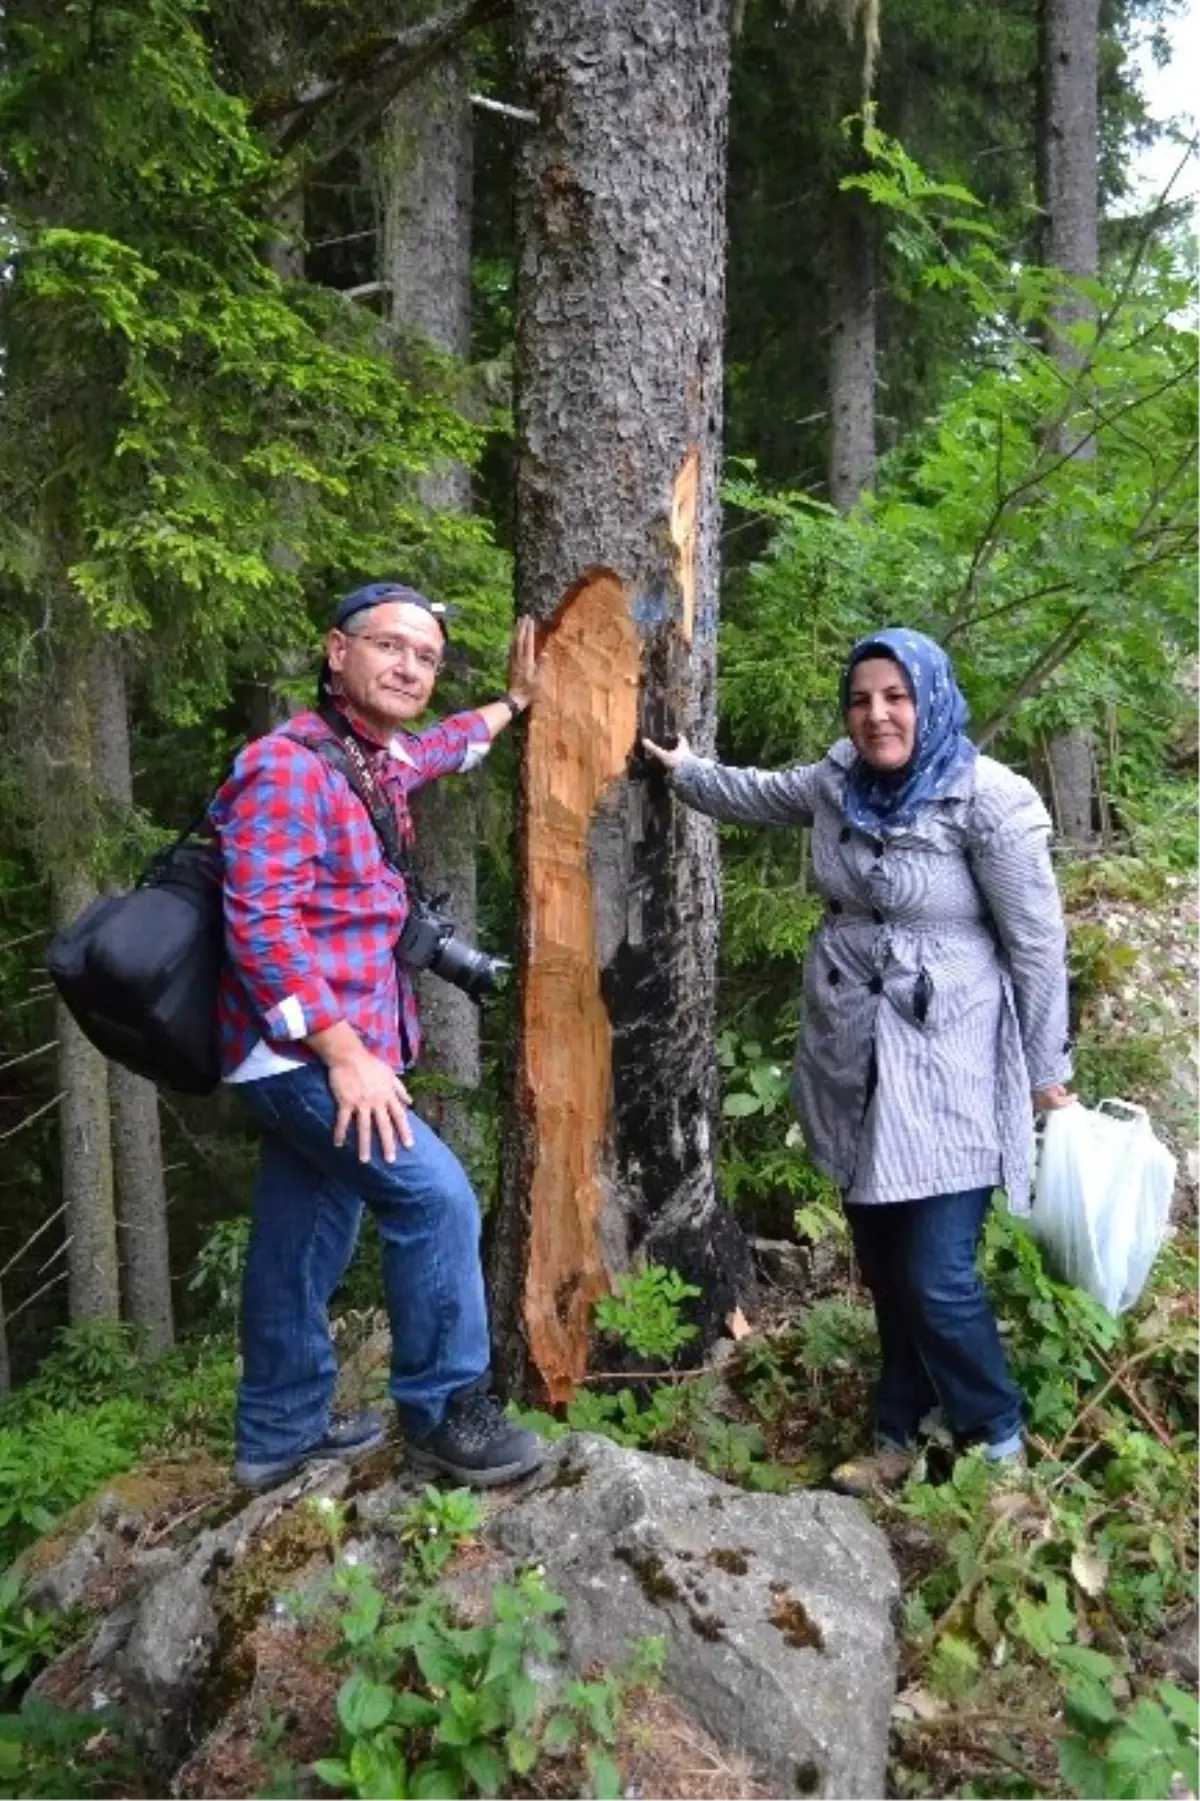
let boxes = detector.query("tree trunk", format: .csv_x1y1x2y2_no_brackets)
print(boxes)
490,0,752,1406
1039,0,1099,371
45,635,120,1325
827,185,877,512
380,53,483,1169
88,637,174,1351
1038,0,1100,842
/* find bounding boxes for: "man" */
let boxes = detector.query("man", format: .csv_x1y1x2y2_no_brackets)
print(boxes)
212,581,544,1489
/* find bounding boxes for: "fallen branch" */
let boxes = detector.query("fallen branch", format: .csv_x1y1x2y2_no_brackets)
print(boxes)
1050,1341,1186,1456
0,1090,63,1140
0,1040,58,1074
0,1201,68,1281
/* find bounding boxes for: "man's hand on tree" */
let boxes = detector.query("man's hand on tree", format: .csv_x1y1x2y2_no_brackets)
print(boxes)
506,615,541,709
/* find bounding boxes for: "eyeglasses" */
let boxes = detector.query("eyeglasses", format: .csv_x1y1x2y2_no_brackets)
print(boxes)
350,633,443,674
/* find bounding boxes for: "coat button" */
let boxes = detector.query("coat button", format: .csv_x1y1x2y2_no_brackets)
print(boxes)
871,838,885,857
868,976,883,994
839,826,852,844
829,899,843,914
872,909,884,924
828,967,841,985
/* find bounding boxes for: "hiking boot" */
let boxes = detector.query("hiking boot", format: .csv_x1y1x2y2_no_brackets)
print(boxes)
233,1408,387,1490
828,1447,915,1498
406,1381,545,1488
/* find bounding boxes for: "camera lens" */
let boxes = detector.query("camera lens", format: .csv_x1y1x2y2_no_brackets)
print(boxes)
431,936,510,1000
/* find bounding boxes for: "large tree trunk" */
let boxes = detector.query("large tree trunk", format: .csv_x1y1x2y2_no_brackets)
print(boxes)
381,54,483,1169
88,637,174,1351
490,0,752,1406
44,634,120,1324
1039,0,1100,842
827,185,877,512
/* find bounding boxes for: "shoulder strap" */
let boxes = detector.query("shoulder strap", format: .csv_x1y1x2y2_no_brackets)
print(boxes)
291,708,418,888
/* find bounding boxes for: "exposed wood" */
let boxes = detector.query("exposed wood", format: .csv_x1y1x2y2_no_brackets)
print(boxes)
520,570,641,1400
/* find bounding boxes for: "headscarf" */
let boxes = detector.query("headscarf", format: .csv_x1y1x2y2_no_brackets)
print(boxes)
839,627,976,835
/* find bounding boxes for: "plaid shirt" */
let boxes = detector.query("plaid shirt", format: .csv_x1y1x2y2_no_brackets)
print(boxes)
211,703,491,1077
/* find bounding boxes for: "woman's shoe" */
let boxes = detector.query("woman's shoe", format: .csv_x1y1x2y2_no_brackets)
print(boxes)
828,1448,915,1497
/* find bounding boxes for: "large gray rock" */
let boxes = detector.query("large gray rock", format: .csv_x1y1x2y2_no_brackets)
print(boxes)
490,1434,899,1799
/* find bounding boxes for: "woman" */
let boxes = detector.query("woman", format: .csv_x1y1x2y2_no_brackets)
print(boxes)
644,627,1074,1494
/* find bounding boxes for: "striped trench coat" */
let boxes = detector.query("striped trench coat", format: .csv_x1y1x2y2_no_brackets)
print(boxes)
672,739,1072,1213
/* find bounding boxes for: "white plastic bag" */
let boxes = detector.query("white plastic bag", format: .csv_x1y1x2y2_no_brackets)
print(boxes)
1029,1099,1176,1315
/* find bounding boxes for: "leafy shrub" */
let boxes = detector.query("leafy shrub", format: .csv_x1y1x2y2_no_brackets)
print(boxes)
0,1402,150,1567
0,1694,132,1799
593,1266,701,1364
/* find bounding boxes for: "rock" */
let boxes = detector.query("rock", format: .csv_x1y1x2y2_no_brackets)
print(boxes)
1145,1606,1199,1687
489,1434,899,1799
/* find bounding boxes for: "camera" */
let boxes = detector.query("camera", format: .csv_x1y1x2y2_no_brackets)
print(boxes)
397,894,509,1001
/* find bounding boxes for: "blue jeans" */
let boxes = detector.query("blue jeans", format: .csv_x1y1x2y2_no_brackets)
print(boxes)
235,1062,490,1463
844,1187,1024,1455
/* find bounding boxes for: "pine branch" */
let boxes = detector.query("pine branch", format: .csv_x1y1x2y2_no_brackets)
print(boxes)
255,0,510,174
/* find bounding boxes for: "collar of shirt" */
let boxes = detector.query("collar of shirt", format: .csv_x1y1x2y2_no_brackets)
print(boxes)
329,695,418,769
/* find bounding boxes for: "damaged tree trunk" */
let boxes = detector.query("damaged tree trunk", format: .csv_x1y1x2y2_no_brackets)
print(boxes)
490,0,752,1405
380,50,483,1170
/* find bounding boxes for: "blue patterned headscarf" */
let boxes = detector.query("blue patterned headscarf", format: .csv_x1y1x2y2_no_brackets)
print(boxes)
839,627,976,835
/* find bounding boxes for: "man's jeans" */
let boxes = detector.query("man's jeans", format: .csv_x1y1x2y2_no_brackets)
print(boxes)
235,1062,490,1464
844,1187,1024,1456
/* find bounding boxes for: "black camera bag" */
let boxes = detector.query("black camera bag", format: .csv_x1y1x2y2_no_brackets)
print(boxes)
45,711,417,1096
46,829,225,1095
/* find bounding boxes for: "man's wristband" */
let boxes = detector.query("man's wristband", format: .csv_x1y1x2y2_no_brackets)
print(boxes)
496,691,527,721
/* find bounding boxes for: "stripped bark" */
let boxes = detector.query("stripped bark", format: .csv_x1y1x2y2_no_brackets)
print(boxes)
380,50,483,1169
490,0,752,1405
1038,0,1101,841
88,636,174,1352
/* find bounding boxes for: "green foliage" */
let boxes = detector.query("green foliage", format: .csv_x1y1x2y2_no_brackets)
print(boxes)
1060,1680,1199,1800
0,1695,131,1800
187,1216,251,1322
15,1322,147,1413
0,1568,67,1695
307,1489,655,1800
593,1266,701,1364
0,1402,150,1568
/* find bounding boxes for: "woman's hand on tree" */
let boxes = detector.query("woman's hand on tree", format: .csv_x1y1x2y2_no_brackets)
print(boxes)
1034,1084,1076,1111
641,733,693,771
506,615,541,709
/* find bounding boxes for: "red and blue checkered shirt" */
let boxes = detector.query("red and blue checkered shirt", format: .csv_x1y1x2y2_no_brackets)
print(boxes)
211,703,492,1078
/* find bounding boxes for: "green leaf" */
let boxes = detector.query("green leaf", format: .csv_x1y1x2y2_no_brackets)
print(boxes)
586,1748,623,1801
460,1742,507,1796
410,1759,461,1800
312,1757,352,1791
505,1731,538,1774
338,1673,395,1737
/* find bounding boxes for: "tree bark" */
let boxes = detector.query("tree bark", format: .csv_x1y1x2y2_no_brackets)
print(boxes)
88,637,174,1352
827,185,877,512
1038,0,1100,841
1039,0,1099,371
380,52,483,1169
490,0,752,1406
45,635,120,1325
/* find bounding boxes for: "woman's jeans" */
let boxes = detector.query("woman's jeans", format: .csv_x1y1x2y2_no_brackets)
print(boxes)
234,1063,490,1463
844,1187,1024,1457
